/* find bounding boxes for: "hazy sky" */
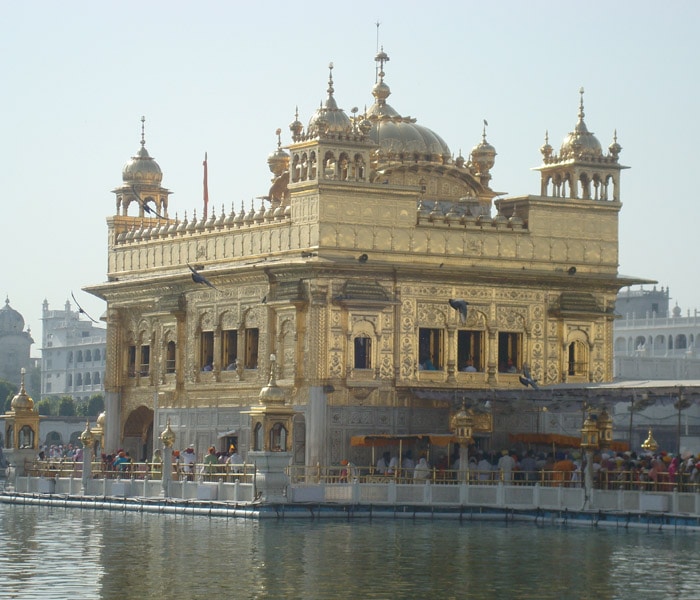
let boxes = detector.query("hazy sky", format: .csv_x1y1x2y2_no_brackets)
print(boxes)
2,1,699,355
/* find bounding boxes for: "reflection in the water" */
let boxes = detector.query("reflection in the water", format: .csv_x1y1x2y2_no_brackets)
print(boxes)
1,504,700,600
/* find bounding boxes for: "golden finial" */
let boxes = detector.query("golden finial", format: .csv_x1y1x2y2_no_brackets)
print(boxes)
140,115,146,147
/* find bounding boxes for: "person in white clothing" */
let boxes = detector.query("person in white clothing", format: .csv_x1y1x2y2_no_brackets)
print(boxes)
413,457,430,481
498,450,515,483
182,445,196,480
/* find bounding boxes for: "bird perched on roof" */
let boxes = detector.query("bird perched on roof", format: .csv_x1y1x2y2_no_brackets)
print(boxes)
71,291,98,323
448,299,468,324
519,363,539,390
187,264,220,291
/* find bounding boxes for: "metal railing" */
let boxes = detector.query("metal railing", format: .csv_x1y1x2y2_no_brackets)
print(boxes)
24,459,255,484
287,464,700,492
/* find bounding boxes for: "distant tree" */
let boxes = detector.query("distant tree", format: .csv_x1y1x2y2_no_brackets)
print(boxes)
0,379,18,413
27,364,41,400
87,394,105,417
57,396,76,417
36,398,53,415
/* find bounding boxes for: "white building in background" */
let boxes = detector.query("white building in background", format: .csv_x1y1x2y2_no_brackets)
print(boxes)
614,286,700,380
40,299,106,402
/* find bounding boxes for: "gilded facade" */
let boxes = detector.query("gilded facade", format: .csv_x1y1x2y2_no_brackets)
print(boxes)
87,53,644,466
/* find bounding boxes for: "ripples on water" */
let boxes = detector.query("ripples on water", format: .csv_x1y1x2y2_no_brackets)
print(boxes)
2,504,700,599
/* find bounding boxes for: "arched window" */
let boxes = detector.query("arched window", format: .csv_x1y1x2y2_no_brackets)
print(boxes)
76,373,83,386
676,334,687,350
270,422,288,452
67,374,72,387
85,372,92,385
166,341,176,374
68,351,73,364
568,340,588,377
94,348,101,361
253,423,263,451
354,335,372,369
77,350,83,363
19,425,34,449
85,350,92,362
93,372,100,385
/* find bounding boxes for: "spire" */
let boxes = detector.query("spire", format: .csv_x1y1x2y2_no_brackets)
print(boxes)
140,115,146,149
327,62,335,99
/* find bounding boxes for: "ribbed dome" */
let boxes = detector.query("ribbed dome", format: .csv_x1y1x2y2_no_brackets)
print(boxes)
267,130,290,178
366,51,451,163
307,63,352,136
11,371,33,411
559,90,602,160
471,133,496,173
259,358,286,405
122,143,163,184
0,297,25,334
122,119,163,184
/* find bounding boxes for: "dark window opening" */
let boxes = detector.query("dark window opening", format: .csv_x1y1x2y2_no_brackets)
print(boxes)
165,341,176,374
354,336,372,369
140,345,150,376
222,329,238,370
201,331,214,371
245,328,259,369
127,345,136,377
498,332,521,372
457,330,483,372
419,328,443,370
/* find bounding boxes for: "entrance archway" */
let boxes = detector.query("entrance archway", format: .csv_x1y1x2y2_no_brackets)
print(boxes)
123,405,154,462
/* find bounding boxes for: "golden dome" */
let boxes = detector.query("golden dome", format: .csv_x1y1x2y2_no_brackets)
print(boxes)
471,124,497,174
366,50,451,164
122,117,163,185
307,63,352,136
267,128,290,178
259,355,287,405
10,369,33,411
559,89,602,160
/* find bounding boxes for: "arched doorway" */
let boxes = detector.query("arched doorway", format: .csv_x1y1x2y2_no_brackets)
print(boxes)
123,405,154,462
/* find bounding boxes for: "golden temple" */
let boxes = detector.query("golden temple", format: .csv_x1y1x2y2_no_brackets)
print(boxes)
86,51,645,467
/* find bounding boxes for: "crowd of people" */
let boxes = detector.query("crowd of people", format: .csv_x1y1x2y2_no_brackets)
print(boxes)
342,447,700,489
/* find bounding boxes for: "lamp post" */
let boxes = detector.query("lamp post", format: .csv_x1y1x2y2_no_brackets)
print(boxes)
79,421,95,495
450,402,474,483
580,411,599,503
627,392,652,450
160,418,176,497
641,428,659,454
580,405,613,507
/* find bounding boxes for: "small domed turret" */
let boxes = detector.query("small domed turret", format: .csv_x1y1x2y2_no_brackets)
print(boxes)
122,117,163,185
289,107,304,141
267,128,289,178
559,88,603,160
470,121,496,186
608,130,622,160
540,131,553,159
307,63,352,137
10,369,33,411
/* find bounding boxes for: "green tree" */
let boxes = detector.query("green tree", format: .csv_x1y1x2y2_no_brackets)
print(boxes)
87,394,105,416
0,379,18,413
35,398,53,415
57,396,76,417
